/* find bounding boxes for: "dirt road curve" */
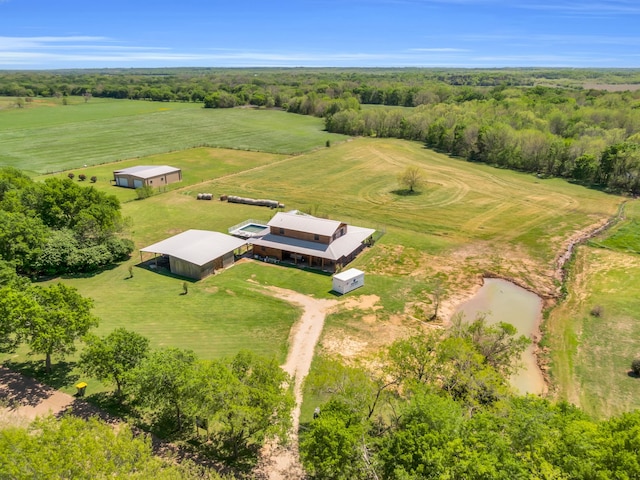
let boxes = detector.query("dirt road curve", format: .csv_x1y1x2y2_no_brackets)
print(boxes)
256,287,337,480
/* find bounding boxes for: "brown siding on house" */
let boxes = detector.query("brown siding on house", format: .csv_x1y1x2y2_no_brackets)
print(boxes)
268,227,333,245
259,246,283,260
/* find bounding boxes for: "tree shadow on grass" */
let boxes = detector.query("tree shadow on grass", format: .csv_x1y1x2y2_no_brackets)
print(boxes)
4,360,79,390
0,364,53,408
391,188,422,197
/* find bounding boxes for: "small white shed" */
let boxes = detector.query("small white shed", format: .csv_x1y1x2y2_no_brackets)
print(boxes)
332,268,365,295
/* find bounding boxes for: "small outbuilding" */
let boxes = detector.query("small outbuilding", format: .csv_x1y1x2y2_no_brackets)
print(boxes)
140,230,246,280
332,268,365,294
113,165,182,189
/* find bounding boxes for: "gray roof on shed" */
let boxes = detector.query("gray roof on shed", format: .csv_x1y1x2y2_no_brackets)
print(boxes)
141,230,246,266
113,165,180,179
250,225,375,261
268,212,343,237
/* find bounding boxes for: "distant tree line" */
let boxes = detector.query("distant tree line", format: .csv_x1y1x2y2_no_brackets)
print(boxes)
2,68,639,107
0,167,133,277
300,316,640,479
325,86,640,194
4,69,640,191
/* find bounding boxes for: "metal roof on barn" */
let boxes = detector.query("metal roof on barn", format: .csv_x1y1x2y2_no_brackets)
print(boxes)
141,230,246,266
113,165,180,179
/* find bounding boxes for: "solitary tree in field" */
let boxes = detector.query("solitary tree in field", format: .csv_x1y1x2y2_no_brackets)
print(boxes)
398,166,424,193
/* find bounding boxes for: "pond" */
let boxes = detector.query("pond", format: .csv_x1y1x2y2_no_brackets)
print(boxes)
453,278,546,395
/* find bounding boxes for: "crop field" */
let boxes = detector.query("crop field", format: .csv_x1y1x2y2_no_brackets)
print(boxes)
0,96,347,175
547,201,640,417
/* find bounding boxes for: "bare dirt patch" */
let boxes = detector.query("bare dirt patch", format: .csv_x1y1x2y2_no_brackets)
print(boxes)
341,294,383,311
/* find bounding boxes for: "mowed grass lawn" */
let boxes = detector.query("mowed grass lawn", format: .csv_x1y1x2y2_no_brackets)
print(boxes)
0,96,347,174
547,199,640,418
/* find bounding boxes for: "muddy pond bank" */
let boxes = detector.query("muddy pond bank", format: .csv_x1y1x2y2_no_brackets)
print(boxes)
454,277,546,395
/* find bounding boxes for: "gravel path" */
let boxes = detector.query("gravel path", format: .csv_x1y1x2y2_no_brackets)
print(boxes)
256,287,337,480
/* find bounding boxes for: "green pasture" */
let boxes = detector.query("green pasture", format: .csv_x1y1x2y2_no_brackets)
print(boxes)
547,199,640,418
590,200,640,254
0,96,346,175
36,147,288,203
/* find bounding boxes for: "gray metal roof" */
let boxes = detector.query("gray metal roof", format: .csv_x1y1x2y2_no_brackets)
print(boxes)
268,212,342,237
141,230,246,266
251,225,375,261
113,165,180,179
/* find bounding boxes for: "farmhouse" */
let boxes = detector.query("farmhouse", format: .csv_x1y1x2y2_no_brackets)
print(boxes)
140,230,246,280
113,165,182,189
249,211,375,271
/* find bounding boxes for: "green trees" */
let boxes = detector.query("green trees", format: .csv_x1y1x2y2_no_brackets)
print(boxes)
187,351,293,460
131,347,197,432
26,283,99,373
0,282,98,373
0,168,133,276
80,328,150,398
130,349,292,463
0,415,218,479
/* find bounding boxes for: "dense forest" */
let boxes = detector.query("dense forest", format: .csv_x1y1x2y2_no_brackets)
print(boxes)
2,68,640,193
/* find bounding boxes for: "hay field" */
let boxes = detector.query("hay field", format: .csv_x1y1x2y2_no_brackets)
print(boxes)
0,97,347,174
207,138,621,296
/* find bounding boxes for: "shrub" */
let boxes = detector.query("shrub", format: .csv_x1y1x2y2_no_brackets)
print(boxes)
90,176,97,183
78,174,87,181
135,185,154,200
67,172,75,180
105,237,134,260
590,305,604,317
632,358,640,376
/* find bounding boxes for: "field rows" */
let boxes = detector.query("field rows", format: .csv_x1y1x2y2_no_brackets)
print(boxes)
0,98,346,174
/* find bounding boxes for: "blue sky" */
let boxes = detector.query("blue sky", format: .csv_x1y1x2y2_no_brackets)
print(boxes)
1,0,639,69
